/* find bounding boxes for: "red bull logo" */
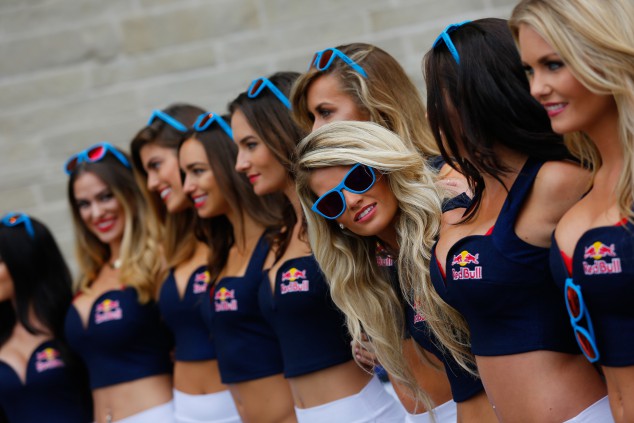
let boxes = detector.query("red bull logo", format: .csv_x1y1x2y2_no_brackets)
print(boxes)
280,267,310,294
95,299,123,324
412,301,426,323
35,347,64,372
193,270,211,294
583,241,622,275
451,250,482,280
214,287,238,311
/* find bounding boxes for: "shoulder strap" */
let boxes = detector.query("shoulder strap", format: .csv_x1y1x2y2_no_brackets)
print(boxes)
494,158,544,230
244,233,270,278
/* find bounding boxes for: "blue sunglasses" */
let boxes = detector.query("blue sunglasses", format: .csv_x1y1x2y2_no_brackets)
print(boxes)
1,212,35,239
564,278,600,363
311,164,376,219
433,20,471,64
309,47,368,78
247,77,291,109
64,142,131,175
192,112,234,140
147,109,188,132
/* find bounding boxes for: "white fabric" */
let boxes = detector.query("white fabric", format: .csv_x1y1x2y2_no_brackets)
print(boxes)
173,389,241,423
115,401,174,423
563,396,614,423
295,375,405,423
404,400,457,423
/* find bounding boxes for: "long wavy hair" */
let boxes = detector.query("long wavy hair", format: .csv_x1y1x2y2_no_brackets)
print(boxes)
291,43,439,159
130,103,206,269
510,0,634,223
67,150,163,303
295,121,463,409
229,72,307,257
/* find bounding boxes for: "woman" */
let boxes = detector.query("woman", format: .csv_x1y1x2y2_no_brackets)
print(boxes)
511,1,634,421
131,104,240,423
179,112,294,423
231,72,404,422
0,213,92,423
424,18,609,422
64,142,173,423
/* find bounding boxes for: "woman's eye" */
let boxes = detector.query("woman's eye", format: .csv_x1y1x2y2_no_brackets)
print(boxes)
546,61,564,71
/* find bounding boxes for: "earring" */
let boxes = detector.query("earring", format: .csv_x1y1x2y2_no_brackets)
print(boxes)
339,223,345,230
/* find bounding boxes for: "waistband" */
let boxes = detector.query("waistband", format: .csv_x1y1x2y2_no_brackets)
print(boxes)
563,396,614,423
405,400,457,423
173,389,241,423
115,401,174,423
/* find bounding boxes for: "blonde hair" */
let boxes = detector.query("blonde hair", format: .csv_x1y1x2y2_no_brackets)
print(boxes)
68,154,164,303
291,43,439,159
295,121,473,410
510,0,634,222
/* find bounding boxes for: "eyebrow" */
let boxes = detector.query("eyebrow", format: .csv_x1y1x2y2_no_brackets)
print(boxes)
184,161,208,170
237,135,257,145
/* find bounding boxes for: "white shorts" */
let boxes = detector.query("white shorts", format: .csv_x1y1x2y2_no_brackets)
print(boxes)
294,375,405,423
115,401,174,423
564,396,614,423
405,400,457,423
173,389,241,423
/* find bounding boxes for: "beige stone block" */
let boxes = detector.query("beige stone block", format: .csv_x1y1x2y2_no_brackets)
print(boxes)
260,0,327,26
370,0,484,32
0,68,88,110
0,185,38,210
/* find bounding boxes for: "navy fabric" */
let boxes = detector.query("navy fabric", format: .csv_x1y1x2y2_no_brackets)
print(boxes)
64,287,173,389
158,265,216,361
428,155,447,172
431,158,578,356
442,192,471,213
259,255,352,378
209,234,284,383
550,219,634,366
0,340,92,423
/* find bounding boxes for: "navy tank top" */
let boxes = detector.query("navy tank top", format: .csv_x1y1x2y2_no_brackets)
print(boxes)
0,340,92,423
550,218,634,366
431,158,578,356
209,234,284,383
158,265,216,361
64,287,173,389
258,255,352,377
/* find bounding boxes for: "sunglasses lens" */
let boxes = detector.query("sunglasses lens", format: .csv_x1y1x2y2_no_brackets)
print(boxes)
200,114,213,128
318,49,334,69
575,330,598,361
65,156,79,173
8,216,18,225
316,192,344,219
249,79,263,96
87,145,106,162
345,165,374,192
566,286,581,319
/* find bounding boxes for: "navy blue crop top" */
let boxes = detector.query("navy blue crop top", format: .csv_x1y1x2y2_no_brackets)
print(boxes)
550,218,634,366
64,287,173,389
208,234,284,383
258,255,352,378
0,340,92,423
431,158,578,356
158,265,216,361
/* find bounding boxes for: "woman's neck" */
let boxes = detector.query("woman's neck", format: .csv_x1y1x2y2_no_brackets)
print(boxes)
226,208,265,253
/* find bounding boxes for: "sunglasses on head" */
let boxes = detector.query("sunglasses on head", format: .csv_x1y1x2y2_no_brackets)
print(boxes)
247,77,291,109
433,20,471,64
147,109,188,132
192,112,234,140
309,47,368,78
1,212,35,239
564,278,600,363
64,142,131,175
311,163,376,220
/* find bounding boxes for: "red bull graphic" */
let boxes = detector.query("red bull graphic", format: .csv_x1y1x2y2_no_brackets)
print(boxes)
280,267,310,294
214,287,238,311
451,250,483,280
583,241,622,275
412,302,426,324
193,270,211,294
35,347,65,372
95,299,123,324
375,243,394,267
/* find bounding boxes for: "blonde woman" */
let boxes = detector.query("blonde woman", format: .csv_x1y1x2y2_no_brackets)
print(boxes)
64,143,173,423
511,1,634,421
294,121,495,422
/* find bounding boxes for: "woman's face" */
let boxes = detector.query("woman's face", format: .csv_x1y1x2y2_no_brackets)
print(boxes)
139,143,190,213
306,73,370,132
308,165,399,243
73,172,126,246
518,24,617,137
179,137,228,218
0,259,14,303
232,108,289,195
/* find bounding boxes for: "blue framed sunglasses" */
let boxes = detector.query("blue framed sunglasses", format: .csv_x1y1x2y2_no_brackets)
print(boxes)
433,20,471,64
64,142,131,175
147,109,188,132
247,77,291,109
311,164,376,219
192,112,234,140
564,278,600,363
309,47,368,78
1,212,35,239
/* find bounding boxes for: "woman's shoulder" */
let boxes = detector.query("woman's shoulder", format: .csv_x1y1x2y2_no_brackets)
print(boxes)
533,160,591,205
